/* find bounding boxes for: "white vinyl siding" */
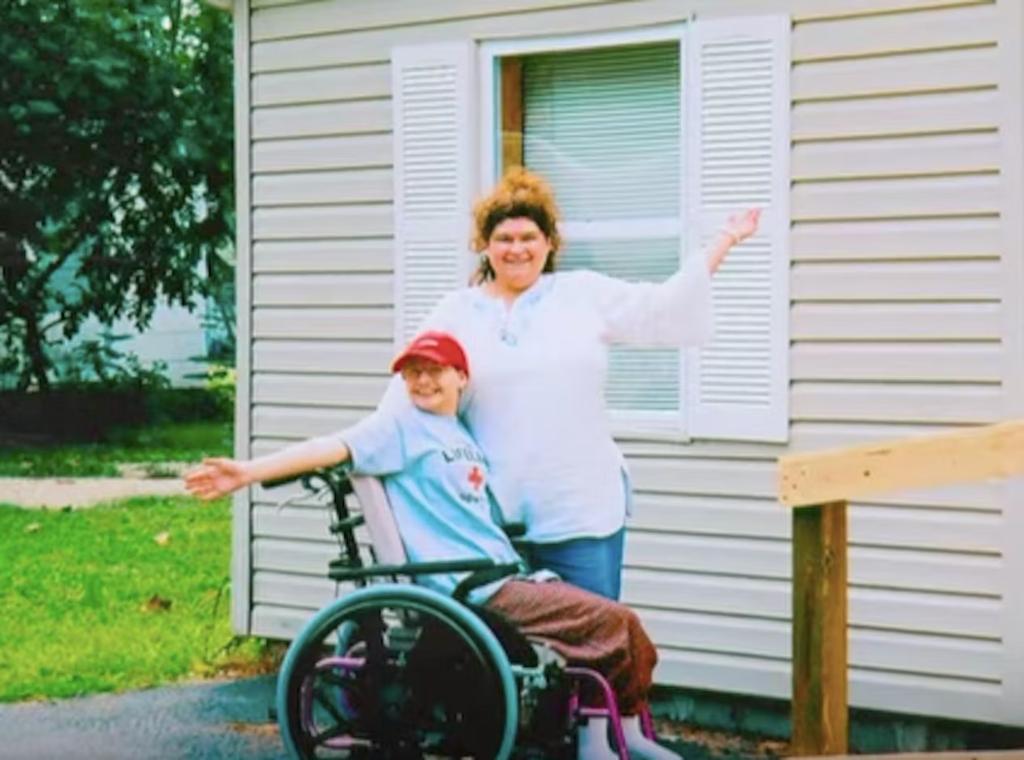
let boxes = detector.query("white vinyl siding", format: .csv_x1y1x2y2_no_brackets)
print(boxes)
236,0,1023,730
522,43,684,419
784,0,1011,725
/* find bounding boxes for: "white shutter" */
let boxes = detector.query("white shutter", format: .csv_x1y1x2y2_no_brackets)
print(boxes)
686,16,790,442
391,42,476,347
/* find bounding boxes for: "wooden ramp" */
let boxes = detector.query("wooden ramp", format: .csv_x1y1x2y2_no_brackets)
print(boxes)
777,420,1024,755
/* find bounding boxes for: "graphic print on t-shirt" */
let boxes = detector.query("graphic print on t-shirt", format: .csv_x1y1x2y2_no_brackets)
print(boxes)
467,465,484,491
439,445,487,505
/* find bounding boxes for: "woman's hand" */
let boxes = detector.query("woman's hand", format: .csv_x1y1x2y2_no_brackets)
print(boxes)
706,207,762,275
185,457,251,501
721,208,761,246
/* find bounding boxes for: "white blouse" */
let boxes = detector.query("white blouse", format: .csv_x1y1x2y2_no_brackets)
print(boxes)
381,255,713,543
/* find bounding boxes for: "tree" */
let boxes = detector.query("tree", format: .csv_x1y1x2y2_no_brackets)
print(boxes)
0,0,233,390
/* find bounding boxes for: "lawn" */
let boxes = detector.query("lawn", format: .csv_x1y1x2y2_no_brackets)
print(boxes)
0,495,274,703
0,421,232,477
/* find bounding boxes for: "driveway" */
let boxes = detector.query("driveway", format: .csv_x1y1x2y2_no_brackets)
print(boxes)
0,675,284,760
0,672,755,760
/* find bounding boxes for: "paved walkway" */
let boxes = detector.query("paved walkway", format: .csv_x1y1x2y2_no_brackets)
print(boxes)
0,476,189,508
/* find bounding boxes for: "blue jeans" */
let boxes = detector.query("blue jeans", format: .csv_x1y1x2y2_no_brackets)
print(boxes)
523,528,625,601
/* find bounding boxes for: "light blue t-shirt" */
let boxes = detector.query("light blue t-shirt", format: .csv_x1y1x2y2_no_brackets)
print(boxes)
341,406,525,603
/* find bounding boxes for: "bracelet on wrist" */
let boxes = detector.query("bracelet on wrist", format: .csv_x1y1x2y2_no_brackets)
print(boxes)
718,228,740,247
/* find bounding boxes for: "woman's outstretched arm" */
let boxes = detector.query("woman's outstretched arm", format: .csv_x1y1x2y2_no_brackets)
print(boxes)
579,207,762,347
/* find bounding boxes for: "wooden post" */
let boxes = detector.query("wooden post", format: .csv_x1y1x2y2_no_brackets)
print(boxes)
792,501,849,755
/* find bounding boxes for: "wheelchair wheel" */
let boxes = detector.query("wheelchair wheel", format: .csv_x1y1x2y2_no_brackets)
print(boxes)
277,584,518,760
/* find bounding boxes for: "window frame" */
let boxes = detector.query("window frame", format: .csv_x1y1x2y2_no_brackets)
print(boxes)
478,24,693,440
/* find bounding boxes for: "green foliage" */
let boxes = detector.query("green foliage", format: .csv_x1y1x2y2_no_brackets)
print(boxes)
54,332,172,390
0,0,234,390
0,497,277,702
202,250,237,361
145,385,234,426
0,420,232,476
0,372,231,446
131,364,237,429
203,362,237,416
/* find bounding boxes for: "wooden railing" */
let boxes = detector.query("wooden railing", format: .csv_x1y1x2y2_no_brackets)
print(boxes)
777,420,1024,755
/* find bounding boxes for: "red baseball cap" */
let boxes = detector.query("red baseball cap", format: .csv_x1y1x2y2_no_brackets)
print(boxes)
391,331,470,378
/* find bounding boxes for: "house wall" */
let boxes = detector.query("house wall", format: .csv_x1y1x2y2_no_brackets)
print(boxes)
234,0,1024,726
69,303,210,386
0,302,209,389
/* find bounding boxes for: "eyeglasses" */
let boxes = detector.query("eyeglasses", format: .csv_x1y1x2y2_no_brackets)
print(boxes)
489,232,546,247
400,363,447,381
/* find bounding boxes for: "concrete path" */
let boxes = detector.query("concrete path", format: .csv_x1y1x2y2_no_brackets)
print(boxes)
0,676,284,760
0,476,189,508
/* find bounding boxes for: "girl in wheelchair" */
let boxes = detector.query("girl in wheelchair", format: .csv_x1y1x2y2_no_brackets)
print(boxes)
186,331,681,760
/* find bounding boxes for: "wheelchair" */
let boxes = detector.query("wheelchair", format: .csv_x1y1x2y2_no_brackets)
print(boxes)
271,467,659,759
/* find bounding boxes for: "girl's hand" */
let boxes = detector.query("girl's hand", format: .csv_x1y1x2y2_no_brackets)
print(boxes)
720,208,761,247
184,457,251,500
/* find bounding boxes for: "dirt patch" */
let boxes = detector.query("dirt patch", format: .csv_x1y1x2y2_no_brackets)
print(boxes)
210,641,288,680
227,721,279,737
655,719,789,758
116,462,193,479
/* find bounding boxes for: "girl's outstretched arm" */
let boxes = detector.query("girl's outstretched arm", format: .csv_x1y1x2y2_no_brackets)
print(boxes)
185,436,350,500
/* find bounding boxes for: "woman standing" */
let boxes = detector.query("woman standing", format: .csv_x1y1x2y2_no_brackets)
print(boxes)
386,168,759,600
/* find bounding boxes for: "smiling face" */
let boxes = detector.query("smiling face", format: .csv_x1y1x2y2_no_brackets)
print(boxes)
400,359,467,416
484,217,552,299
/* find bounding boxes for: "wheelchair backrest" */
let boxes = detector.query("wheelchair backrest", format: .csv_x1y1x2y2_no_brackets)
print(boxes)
349,474,408,565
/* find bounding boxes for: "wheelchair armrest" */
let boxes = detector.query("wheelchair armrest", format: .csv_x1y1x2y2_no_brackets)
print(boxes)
329,557,515,583
452,562,522,602
260,473,302,489
262,464,351,491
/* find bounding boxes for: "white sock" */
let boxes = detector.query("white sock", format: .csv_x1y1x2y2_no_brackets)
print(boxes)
622,715,683,760
577,717,619,760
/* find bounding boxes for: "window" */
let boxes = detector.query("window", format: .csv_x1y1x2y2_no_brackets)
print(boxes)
521,42,684,421
392,17,790,442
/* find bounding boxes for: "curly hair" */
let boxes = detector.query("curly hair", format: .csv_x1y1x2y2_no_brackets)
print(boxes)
470,167,562,283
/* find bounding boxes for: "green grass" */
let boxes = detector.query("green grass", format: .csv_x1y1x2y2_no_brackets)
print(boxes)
0,495,274,703
0,421,232,477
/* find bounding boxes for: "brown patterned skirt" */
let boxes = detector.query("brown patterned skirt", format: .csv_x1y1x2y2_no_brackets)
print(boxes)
485,578,657,714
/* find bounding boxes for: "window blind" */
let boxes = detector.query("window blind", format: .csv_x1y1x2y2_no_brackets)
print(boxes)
523,42,683,416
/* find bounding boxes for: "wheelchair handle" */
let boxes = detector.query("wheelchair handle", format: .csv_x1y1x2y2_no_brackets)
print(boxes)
501,522,527,539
